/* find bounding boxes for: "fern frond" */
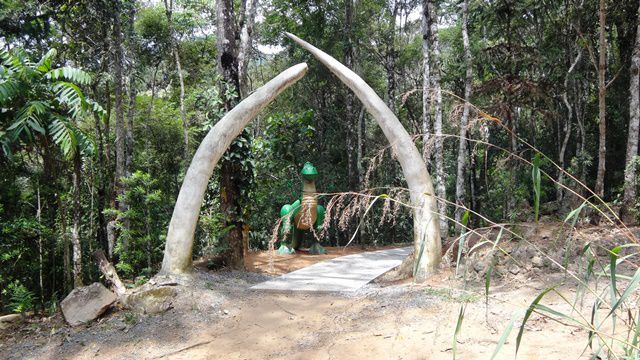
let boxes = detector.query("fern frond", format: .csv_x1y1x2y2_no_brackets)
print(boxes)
52,81,86,119
0,78,21,103
49,116,94,159
6,101,49,140
46,67,92,85
35,49,57,73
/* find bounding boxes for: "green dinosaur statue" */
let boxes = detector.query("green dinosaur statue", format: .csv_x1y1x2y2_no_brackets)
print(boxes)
277,162,326,255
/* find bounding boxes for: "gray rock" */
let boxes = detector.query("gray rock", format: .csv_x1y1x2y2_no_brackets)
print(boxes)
473,260,487,273
531,256,544,268
61,283,117,326
508,264,520,275
124,287,176,315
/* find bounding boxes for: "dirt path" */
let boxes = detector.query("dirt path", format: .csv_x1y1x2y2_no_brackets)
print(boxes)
5,224,639,360
99,274,587,360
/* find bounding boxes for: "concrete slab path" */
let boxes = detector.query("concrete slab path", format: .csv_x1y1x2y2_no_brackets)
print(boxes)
251,246,412,292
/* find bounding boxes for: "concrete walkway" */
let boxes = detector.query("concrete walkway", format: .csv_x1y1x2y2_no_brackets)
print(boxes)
251,247,412,292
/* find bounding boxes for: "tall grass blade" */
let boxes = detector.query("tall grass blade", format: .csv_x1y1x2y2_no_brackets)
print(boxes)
490,315,516,360
455,211,470,276
609,246,622,335
453,304,466,359
516,287,554,355
531,153,541,224
605,267,640,321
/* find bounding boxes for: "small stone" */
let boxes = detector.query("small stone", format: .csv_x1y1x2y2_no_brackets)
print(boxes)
531,256,544,268
223,309,229,315
508,264,520,275
473,260,486,273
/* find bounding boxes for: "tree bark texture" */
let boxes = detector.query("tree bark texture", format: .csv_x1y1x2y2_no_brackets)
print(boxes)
595,0,607,197
71,156,83,288
163,0,189,159
238,0,257,96
455,0,472,231
216,0,248,270
423,0,447,234
623,2,640,219
113,1,126,218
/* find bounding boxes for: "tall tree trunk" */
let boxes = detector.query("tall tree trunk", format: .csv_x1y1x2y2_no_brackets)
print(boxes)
595,0,607,197
70,156,83,288
217,0,247,270
455,0,473,231
91,85,109,258
238,0,257,96
558,50,582,200
36,185,44,311
623,3,640,222
421,4,432,160
126,76,136,177
164,0,189,160
113,1,127,250
386,2,399,113
423,0,447,233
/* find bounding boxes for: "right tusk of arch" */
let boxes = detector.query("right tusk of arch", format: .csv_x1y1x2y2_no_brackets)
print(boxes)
285,33,441,281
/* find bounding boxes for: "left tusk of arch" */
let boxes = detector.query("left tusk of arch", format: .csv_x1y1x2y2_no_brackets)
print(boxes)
161,63,308,274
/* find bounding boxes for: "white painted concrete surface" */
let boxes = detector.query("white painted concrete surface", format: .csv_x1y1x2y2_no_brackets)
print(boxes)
251,247,412,292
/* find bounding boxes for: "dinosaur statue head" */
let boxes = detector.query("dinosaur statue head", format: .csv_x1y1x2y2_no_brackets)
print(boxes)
301,161,318,181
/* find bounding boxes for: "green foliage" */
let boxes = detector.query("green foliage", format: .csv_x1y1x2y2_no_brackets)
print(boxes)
2,280,34,313
0,46,102,159
109,171,168,277
532,153,541,223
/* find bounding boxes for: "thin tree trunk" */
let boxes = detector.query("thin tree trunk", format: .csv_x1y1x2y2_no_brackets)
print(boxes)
113,1,127,249
345,0,356,191
60,195,71,293
238,0,257,96
595,0,607,197
126,77,136,177
386,2,399,113
455,0,472,231
71,155,83,288
421,5,432,160
424,0,447,233
163,0,189,160
623,3,640,221
36,185,44,312
558,50,582,200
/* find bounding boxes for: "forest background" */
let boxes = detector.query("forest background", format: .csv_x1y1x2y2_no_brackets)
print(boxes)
1,0,639,314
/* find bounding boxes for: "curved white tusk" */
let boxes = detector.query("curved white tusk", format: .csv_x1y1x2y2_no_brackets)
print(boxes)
161,63,308,274
285,33,441,280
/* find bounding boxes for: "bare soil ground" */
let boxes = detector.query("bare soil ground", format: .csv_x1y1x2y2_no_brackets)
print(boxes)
2,222,639,360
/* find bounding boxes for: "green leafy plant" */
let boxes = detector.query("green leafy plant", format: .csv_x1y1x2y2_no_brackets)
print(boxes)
0,47,103,159
2,280,34,313
108,171,168,277
531,152,541,223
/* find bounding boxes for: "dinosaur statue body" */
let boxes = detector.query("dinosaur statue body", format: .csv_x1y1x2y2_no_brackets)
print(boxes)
278,162,326,255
